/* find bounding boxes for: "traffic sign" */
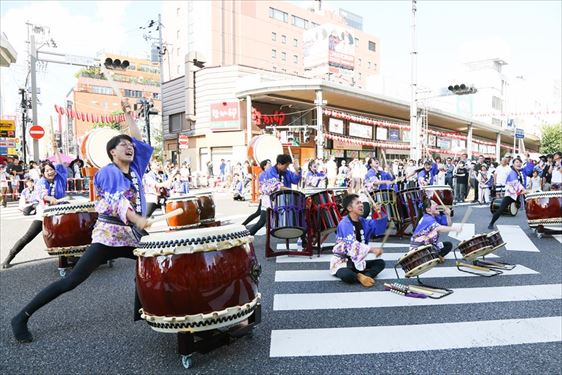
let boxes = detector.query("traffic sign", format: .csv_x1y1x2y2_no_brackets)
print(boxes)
29,125,45,139
515,128,525,139
178,134,189,149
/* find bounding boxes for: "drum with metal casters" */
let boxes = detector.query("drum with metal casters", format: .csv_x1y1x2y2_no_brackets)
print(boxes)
135,224,261,333
269,190,307,239
42,201,98,256
397,245,440,278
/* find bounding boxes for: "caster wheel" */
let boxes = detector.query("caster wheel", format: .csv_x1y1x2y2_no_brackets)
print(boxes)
181,355,193,369
533,228,538,234
537,233,543,239
59,269,67,278
108,260,114,268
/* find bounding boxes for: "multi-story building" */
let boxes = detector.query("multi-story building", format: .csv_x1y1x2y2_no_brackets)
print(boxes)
68,53,161,153
162,0,380,87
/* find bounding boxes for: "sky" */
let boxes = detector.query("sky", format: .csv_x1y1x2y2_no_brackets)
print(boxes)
1,0,560,129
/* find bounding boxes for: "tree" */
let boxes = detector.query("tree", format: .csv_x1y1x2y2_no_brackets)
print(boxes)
540,123,562,154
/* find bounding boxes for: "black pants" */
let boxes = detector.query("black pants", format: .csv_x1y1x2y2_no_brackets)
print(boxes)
335,259,386,284
242,201,262,226
362,202,370,219
436,241,453,257
22,204,37,216
6,220,43,262
489,196,515,227
249,210,267,236
471,179,479,201
145,202,159,218
19,243,136,318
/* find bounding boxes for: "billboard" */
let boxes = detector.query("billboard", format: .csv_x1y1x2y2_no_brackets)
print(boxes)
210,102,240,131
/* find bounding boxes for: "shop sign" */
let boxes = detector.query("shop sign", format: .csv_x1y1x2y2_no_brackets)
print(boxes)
375,127,388,141
389,129,400,141
0,138,16,147
210,102,240,131
349,122,372,139
333,139,362,150
437,137,451,149
252,107,286,128
328,118,344,134
346,150,359,159
0,119,15,131
331,149,344,158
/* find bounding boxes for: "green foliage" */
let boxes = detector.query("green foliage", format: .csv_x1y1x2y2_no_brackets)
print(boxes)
540,123,562,154
74,66,104,79
151,125,163,162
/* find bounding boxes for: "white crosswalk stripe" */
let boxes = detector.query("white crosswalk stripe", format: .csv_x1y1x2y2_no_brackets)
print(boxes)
276,252,499,263
497,224,540,252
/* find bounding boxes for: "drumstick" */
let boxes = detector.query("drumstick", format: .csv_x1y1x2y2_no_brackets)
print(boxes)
380,222,394,248
456,207,473,233
146,208,184,226
100,65,124,99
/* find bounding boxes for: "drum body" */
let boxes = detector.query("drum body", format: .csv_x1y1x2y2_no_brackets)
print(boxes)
165,196,200,230
422,185,453,208
333,188,349,216
372,189,401,222
306,189,340,233
135,225,261,333
191,192,216,223
490,197,519,216
247,134,283,165
457,234,491,261
80,128,121,168
485,231,506,253
399,188,423,223
397,245,440,278
525,191,562,231
42,201,98,256
269,190,306,239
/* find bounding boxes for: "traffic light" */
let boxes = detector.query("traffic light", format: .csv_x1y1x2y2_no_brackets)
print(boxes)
448,84,477,95
104,58,130,70
303,130,311,143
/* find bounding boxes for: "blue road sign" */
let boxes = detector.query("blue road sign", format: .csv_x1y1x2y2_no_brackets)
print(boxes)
515,128,525,139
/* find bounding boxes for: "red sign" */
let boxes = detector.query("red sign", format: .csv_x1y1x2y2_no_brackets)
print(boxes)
29,125,45,139
252,107,286,128
210,102,240,131
178,134,189,149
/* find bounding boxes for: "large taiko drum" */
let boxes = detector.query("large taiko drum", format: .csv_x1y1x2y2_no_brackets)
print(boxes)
304,189,341,233
422,185,454,211
42,201,98,256
399,188,423,223
397,245,440,278
134,225,261,333
525,191,562,231
80,128,121,168
189,191,216,224
247,134,283,165
269,190,307,239
372,189,401,222
456,234,492,261
165,196,200,230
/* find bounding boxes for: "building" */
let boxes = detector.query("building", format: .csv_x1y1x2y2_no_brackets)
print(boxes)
162,64,539,173
162,0,380,88
67,53,161,154
0,32,17,68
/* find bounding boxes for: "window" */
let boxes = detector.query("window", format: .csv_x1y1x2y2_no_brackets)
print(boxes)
90,85,113,95
272,49,276,59
282,68,286,72
152,92,160,99
281,52,286,61
272,32,276,41
269,7,288,22
492,118,502,127
124,89,143,98
368,61,371,69
291,15,308,29
293,38,298,47
368,41,377,52
293,55,298,64
311,22,319,28
139,64,160,73
281,35,286,44
354,37,359,47
492,96,503,111
169,113,183,132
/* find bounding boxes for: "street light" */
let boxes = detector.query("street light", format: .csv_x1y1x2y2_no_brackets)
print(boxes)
448,84,477,95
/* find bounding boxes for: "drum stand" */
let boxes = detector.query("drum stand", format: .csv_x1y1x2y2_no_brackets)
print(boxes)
265,209,312,258
392,266,453,299
176,303,261,369
453,245,514,277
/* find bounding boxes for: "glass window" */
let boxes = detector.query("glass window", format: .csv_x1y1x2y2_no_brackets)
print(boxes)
281,52,286,61
90,85,113,95
124,89,143,98
293,55,298,64
169,113,183,132
291,15,308,29
492,96,503,111
368,41,376,52
293,38,298,47
269,7,288,22
139,64,160,73
368,61,371,69
272,49,276,59
272,32,276,41
354,37,359,47
281,35,286,44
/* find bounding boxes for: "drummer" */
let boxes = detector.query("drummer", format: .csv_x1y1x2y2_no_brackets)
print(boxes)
248,154,301,236
144,161,172,218
488,157,533,229
417,159,438,187
410,198,459,263
10,98,153,343
1,146,67,269
305,161,327,188
242,159,271,228
330,194,387,287
363,158,394,217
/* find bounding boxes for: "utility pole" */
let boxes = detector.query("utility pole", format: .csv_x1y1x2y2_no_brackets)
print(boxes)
30,34,40,161
409,0,419,162
19,89,28,164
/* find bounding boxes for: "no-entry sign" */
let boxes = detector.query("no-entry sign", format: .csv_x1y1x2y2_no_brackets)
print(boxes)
29,125,45,139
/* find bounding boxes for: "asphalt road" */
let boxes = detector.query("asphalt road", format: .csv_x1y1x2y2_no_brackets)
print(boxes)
1,192,561,374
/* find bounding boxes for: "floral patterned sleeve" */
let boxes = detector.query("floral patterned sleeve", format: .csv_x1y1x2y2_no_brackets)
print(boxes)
259,177,282,196
505,179,524,199
36,182,49,202
95,189,134,224
364,176,378,193
330,233,371,275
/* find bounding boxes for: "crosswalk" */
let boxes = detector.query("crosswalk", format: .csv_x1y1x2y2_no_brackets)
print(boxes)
268,233,562,361
0,203,37,222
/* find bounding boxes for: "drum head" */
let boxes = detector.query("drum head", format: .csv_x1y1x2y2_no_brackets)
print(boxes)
85,128,121,168
405,258,440,278
271,227,305,239
253,135,283,164
509,202,518,216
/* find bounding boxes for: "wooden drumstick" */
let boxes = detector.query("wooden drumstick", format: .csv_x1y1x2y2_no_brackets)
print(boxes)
457,207,473,233
380,221,394,248
100,65,124,100
146,208,184,226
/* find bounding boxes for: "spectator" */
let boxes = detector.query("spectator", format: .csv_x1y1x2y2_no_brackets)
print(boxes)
478,165,493,204
19,178,38,215
0,164,9,207
219,159,226,181
326,156,338,188
530,170,542,192
444,157,455,188
454,161,468,203
27,161,41,182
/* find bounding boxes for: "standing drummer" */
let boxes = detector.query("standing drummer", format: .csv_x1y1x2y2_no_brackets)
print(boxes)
417,159,438,187
1,145,67,269
305,161,327,188
10,99,153,343
410,198,459,263
330,194,387,287
248,154,301,236
362,158,394,217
